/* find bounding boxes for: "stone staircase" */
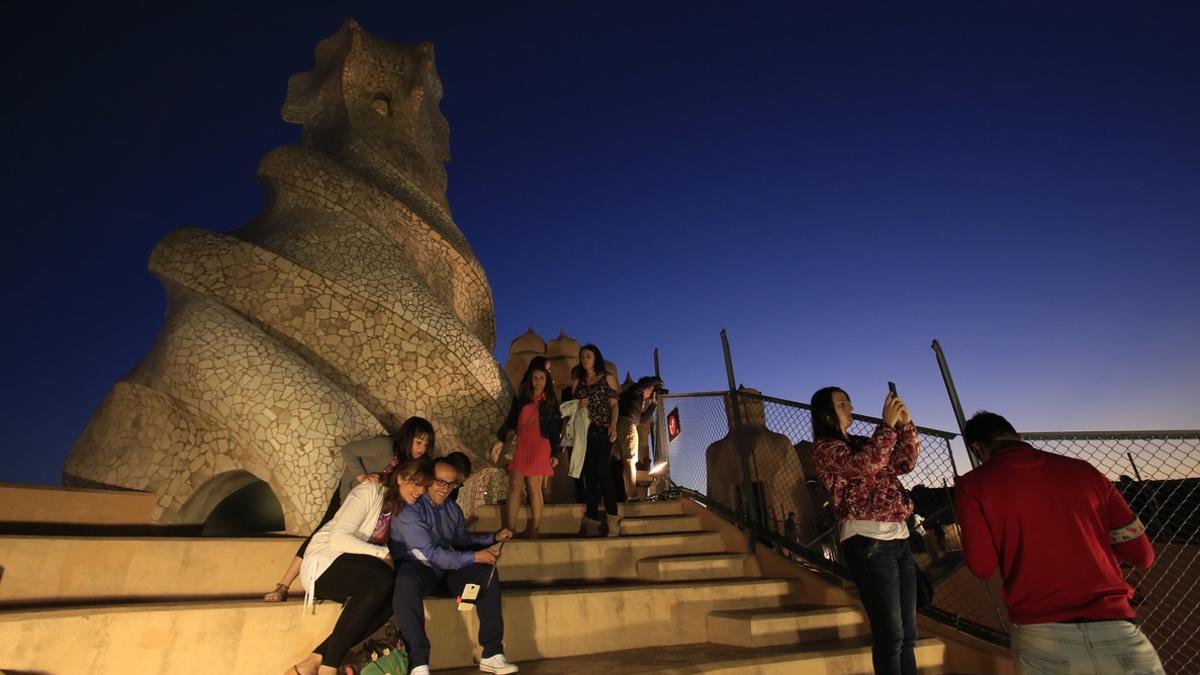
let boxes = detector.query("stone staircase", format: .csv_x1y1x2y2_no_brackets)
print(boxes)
0,497,974,673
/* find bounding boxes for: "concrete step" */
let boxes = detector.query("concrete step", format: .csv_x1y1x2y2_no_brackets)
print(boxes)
471,500,684,533
0,578,807,673
636,553,759,582
0,534,300,605
0,483,157,527
439,636,946,674
620,514,703,536
707,604,869,648
497,532,727,584
0,531,729,604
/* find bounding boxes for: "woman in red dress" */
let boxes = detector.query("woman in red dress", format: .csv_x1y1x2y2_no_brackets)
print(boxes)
492,360,562,538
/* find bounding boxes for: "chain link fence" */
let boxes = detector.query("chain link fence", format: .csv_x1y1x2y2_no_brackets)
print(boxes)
659,389,1200,669
1020,431,1200,674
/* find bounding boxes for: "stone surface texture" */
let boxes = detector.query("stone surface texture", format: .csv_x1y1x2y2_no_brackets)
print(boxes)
64,19,511,532
706,390,821,544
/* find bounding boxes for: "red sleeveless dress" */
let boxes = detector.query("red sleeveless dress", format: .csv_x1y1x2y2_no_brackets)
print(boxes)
511,394,553,477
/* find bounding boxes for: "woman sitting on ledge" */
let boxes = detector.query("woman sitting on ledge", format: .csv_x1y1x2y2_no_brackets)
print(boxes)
287,458,433,675
264,416,435,601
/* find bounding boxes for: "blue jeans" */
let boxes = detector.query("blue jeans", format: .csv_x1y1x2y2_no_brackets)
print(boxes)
392,561,505,668
1011,621,1165,674
843,536,918,675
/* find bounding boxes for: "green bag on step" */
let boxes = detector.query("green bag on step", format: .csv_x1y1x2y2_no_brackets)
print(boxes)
346,638,408,675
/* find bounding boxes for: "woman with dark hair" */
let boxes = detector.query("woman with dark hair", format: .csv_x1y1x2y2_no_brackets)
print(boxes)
263,416,436,602
810,386,919,675
573,344,621,536
493,360,562,538
287,459,433,675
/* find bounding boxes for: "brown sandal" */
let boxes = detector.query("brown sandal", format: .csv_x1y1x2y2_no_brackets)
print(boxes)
263,582,289,602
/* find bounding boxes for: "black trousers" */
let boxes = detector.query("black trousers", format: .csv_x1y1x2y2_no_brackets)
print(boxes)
612,455,628,502
583,425,618,520
311,553,395,668
393,561,505,668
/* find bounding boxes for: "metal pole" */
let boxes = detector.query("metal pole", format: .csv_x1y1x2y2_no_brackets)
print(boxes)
1126,452,1143,482
931,339,977,469
653,348,669,482
721,329,760,545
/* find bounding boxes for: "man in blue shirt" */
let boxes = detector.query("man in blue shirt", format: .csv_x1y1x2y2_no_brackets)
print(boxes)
392,457,515,675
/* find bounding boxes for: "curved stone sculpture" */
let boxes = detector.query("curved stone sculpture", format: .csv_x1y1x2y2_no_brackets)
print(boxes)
705,389,820,544
65,19,512,533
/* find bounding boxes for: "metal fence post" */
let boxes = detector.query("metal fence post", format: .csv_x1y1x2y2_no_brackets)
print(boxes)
721,329,761,545
931,339,974,470
653,347,669,481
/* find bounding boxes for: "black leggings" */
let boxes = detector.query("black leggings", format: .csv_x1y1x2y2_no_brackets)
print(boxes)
583,425,618,520
311,553,395,668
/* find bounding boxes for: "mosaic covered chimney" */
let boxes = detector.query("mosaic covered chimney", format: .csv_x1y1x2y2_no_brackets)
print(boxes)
64,19,512,532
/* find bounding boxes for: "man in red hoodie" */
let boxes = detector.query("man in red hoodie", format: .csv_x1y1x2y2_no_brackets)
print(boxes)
954,411,1163,675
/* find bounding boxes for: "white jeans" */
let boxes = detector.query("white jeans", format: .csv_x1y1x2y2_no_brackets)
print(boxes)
1011,621,1165,675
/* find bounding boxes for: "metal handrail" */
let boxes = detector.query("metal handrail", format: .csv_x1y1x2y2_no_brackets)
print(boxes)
1022,430,1200,441
674,484,1012,647
671,390,961,440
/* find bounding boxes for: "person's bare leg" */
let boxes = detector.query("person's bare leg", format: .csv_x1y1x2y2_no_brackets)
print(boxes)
280,556,302,586
527,475,545,539
287,652,320,675
266,556,303,601
624,456,638,501
505,471,525,533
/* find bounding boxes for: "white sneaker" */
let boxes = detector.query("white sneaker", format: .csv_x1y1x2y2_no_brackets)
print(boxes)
410,666,431,675
479,653,519,674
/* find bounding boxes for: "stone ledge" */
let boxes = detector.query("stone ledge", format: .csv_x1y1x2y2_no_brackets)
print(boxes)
0,578,806,672
0,483,156,526
0,530,729,605
437,636,946,674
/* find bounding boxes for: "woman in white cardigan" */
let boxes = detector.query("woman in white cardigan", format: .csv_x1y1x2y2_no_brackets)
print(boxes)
288,459,432,675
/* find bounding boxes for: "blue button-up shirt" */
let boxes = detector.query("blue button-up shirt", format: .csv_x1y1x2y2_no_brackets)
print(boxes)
391,493,495,573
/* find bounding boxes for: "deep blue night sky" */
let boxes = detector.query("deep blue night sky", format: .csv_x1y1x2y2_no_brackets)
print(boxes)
2,2,1198,485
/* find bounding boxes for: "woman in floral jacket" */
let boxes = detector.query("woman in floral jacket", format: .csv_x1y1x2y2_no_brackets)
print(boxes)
811,386,919,675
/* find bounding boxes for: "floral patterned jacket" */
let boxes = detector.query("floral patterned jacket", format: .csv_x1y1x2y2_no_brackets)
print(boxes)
812,422,920,523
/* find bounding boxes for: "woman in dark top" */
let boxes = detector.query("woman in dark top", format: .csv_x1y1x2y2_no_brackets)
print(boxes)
493,360,562,539
572,344,621,536
615,376,662,501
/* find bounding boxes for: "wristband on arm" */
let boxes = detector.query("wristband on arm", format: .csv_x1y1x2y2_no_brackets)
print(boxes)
1110,517,1146,544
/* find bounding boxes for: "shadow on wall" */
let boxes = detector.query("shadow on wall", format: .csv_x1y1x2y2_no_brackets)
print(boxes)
200,479,286,536
177,470,288,536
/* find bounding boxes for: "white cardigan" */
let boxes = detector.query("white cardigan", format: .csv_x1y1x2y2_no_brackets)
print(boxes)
299,481,390,614
560,399,589,479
